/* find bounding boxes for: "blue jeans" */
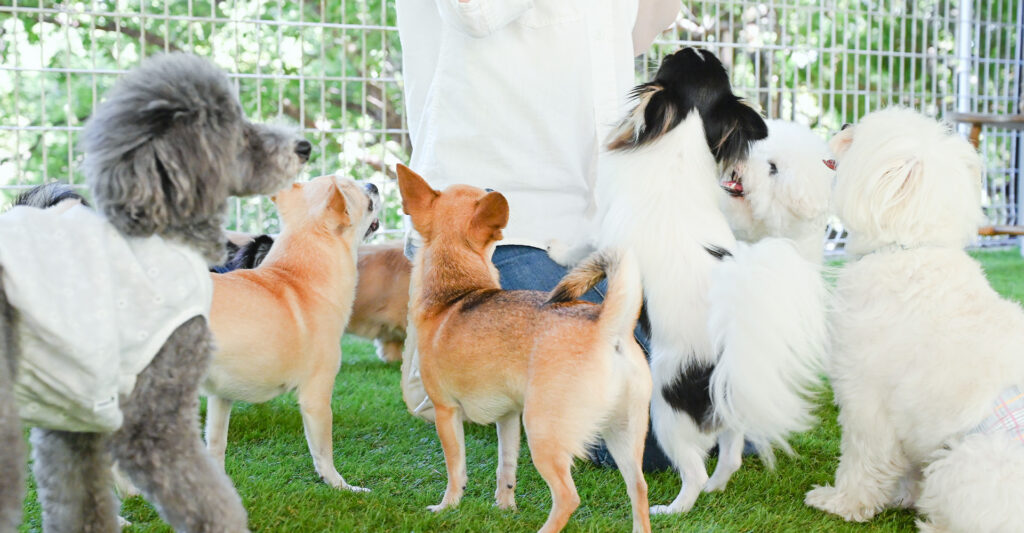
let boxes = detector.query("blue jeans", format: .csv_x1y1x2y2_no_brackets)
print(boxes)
491,245,672,472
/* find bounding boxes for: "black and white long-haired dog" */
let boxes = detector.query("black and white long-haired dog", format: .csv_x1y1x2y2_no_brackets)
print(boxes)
551,47,828,514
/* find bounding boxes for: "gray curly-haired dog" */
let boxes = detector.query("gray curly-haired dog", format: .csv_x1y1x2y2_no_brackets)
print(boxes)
0,53,309,532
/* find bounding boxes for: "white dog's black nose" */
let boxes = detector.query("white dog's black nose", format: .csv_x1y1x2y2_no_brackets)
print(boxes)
294,140,312,162
841,123,852,131
364,182,378,195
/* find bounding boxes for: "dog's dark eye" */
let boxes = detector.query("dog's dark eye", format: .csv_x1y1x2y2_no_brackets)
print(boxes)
769,162,778,176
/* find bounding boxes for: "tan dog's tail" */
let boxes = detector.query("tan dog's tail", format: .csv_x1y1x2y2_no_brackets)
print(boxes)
546,249,643,339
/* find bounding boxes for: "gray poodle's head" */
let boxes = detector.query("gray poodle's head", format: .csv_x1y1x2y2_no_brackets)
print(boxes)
81,53,309,263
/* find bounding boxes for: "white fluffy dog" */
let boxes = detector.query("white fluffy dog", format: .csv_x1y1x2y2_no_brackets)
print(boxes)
719,120,835,263
552,48,829,515
804,108,1024,533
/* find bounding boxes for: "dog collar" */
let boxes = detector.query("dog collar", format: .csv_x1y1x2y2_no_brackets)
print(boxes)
970,385,1024,444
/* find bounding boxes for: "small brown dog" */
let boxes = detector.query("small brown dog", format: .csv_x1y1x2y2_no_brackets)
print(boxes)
347,241,410,363
211,236,410,363
201,174,380,491
397,164,652,533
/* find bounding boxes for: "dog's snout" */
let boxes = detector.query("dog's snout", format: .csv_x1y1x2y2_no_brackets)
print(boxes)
364,182,379,196
294,140,312,162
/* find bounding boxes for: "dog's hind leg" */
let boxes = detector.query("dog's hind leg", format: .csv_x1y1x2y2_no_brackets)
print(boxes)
0,282,25,532
427,404,467,512
297,368,368,492
376,338,403,363
649,396,710,515
525,431,579,533
204,395,233,470
602,393,652,533
110,317,248,533
704,429,744,492
493,411,521,510
30,429,119,533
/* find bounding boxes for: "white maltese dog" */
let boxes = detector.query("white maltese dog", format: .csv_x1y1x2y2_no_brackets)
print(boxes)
804,107,1024,533
719,120,835,263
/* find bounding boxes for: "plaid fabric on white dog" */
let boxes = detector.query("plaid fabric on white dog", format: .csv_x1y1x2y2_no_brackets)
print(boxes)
971,385,1024,444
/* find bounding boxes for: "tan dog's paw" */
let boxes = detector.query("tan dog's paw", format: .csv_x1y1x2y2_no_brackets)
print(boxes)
494,489,517,511
805,485,877,522
427,502,452,513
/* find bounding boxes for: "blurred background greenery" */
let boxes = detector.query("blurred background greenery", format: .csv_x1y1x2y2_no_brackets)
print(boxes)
1,0,1020,246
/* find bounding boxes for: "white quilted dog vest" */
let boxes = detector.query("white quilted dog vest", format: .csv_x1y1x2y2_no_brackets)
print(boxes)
0,204,211,433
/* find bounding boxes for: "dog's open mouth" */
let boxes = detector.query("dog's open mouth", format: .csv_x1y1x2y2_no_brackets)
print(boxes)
365,218,380,239
721,170,744,197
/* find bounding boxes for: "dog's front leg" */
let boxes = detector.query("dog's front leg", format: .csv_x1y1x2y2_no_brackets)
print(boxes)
428,404,467,512
297,370,369,493
0,325,25,531
31,429,119,533
546,239,595,267
111,317,249,533
204,395,234,470
805,408,909,522
494,411,521,510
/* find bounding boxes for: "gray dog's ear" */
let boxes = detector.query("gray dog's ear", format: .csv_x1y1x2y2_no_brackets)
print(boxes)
82,53,240,239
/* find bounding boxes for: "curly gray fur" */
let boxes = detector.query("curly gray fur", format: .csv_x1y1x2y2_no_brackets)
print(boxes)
109,317,248,533
30,430,119,532
82,53,306,264
0,274,24,532
0,52,306,532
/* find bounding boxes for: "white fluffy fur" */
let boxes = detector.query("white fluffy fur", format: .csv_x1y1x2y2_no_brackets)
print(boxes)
581,112,829,514
805,108,1024,532
720,120,835,263
708,238,829,462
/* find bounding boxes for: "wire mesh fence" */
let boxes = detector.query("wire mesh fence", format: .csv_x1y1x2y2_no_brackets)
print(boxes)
641,0,1023,251
1,0,1021,251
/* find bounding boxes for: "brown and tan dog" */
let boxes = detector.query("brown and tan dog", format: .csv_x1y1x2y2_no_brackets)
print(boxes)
201,174,380,491
212,236,410,363
348,241,410,363
397,164,652,533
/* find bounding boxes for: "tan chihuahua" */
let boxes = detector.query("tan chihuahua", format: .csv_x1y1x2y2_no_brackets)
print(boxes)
397,164,652,533
347,241,410,363
202,174,380,491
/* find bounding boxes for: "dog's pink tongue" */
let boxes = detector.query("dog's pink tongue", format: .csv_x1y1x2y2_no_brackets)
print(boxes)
722,180,744,194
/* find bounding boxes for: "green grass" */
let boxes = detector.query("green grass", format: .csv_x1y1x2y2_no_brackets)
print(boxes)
16,249,1023,532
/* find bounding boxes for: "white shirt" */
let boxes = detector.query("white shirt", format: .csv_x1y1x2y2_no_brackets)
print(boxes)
0,205,212,433
398,0,679,249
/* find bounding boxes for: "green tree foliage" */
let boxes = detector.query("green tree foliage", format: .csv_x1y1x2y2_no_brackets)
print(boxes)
1,0,1020,233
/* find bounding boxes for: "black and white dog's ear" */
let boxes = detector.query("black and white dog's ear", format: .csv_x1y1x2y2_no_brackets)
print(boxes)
706,98,768,168
607,82,684,151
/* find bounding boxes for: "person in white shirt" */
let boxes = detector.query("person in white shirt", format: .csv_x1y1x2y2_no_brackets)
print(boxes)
396,0,680,471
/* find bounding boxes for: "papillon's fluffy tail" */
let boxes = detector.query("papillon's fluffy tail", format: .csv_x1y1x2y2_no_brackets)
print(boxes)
547,248,643,341
707,238,828,464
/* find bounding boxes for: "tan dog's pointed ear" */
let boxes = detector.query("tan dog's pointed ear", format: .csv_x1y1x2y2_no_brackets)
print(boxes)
328,178,352,228
468,191,509,248
396,164,439,224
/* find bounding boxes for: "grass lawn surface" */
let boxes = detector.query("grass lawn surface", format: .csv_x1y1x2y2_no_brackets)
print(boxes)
16,249,1023,532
